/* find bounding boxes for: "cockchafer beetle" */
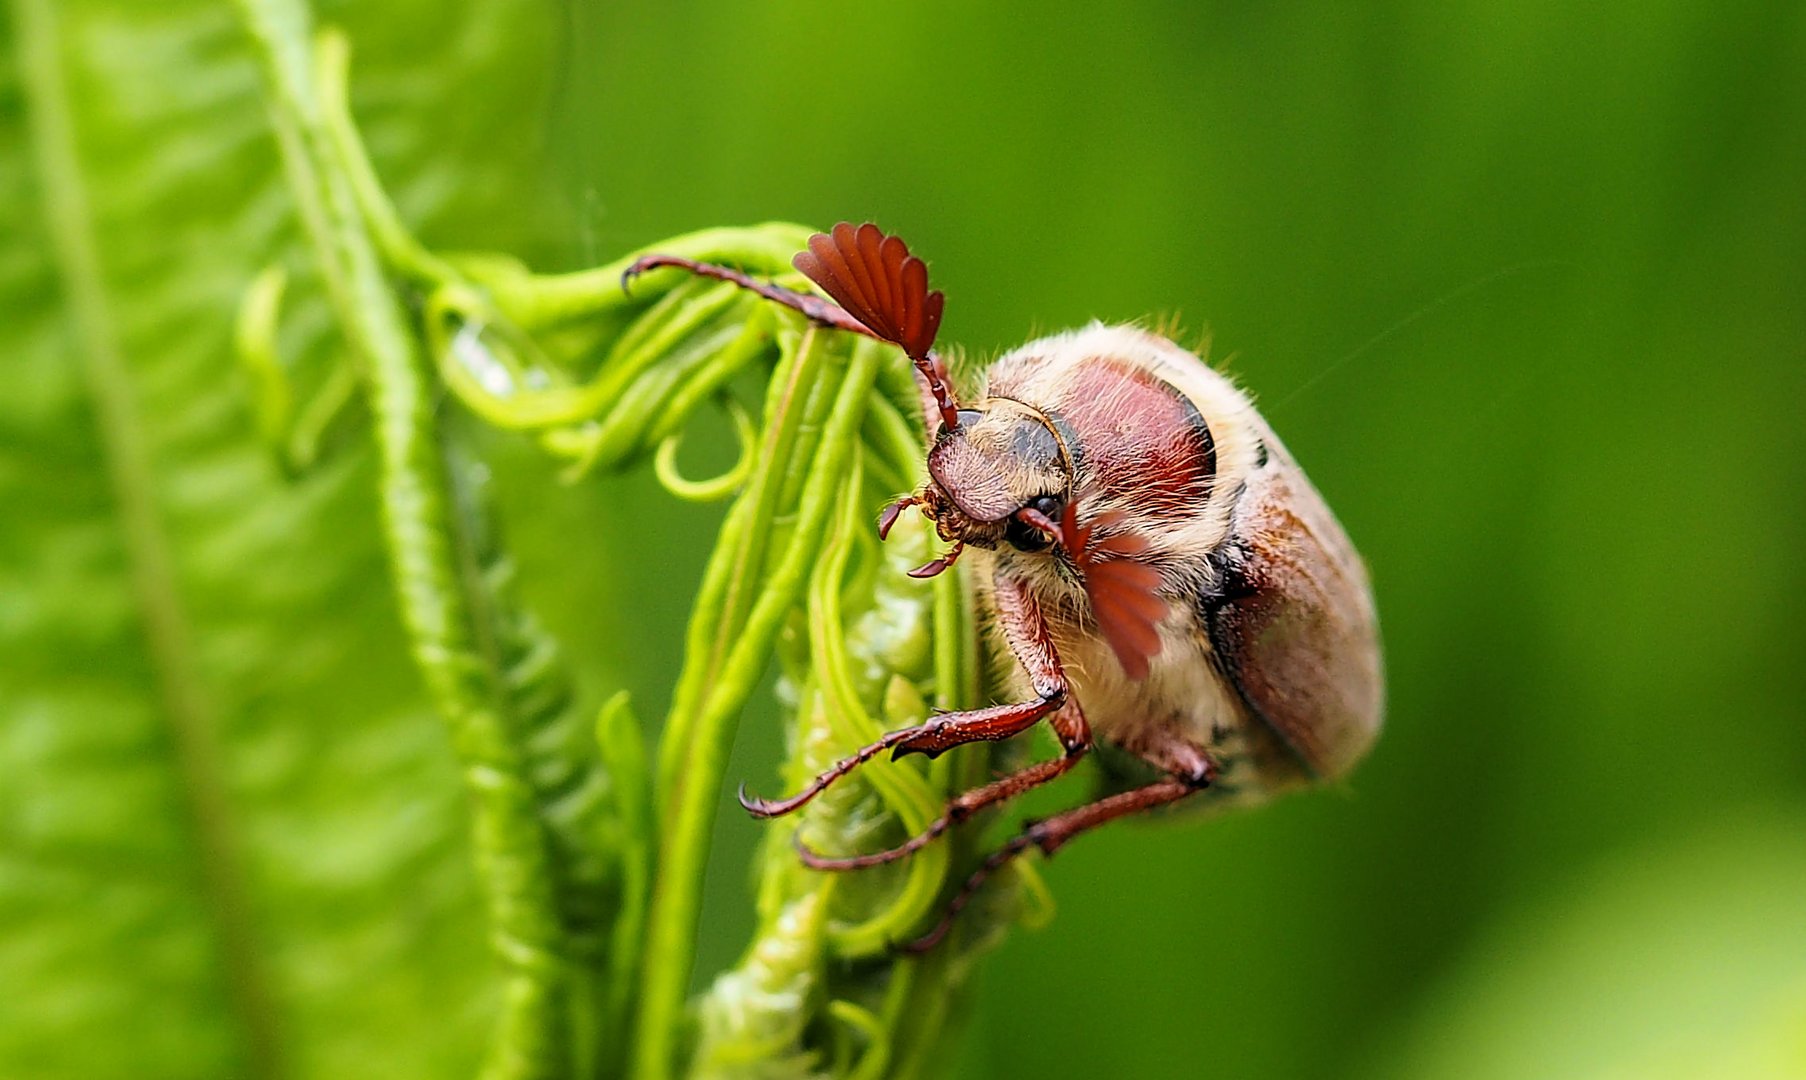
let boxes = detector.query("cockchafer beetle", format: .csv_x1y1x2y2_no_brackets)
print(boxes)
626,223,1383,949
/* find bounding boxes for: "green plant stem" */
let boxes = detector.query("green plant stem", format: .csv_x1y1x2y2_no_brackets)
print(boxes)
633,337,882,1080
233,5,574,1077
806,461,949,957
481,229,812,332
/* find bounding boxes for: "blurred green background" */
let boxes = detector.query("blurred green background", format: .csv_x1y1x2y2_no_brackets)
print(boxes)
5,0,1804,1077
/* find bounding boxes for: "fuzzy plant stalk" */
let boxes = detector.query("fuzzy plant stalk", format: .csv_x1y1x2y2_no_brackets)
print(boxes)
231,3,1047,1077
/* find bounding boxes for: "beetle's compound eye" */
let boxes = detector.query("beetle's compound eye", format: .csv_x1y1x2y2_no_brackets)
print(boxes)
1005,495,1063,552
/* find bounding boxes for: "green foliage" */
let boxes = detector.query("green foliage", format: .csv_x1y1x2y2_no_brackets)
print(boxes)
1,0,517,1074
5,0,1027,1075
1378,810,1806,1080
8,2,1806,1079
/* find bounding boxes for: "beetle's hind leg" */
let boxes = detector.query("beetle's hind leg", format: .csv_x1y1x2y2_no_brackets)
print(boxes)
897,728,1217,954
621,254,882,341
797,701,1093,871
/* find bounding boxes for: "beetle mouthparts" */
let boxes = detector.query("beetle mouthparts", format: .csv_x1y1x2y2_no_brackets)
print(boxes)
876,494,923,541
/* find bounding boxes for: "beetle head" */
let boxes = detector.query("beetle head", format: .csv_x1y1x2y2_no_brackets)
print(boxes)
921,399,1072,551
791,224,1076,563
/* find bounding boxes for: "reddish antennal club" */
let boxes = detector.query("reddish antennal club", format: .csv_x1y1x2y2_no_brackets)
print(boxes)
793,223,962,432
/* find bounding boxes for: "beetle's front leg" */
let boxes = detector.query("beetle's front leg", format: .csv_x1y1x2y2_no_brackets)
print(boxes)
621,254,882,340
797,699,1091,870
739,569,1072,819
738,697,1062,818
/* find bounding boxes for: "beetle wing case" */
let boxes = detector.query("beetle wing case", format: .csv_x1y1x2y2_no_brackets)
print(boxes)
1204,430,1384,783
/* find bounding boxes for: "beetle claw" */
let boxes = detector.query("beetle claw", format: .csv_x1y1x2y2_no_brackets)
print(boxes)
620,255,665,296
907,539,964,578
877,494,921,541
737,781,785,818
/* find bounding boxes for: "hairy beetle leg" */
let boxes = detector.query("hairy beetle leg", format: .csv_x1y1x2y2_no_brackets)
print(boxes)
742,552,1072,821
737,694,1066,819
797,740,1089,871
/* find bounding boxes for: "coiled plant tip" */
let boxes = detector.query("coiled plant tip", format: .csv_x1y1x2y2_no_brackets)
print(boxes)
233,5,1039,1077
